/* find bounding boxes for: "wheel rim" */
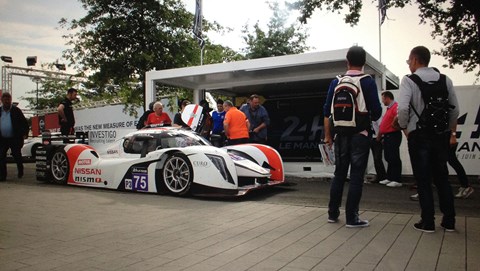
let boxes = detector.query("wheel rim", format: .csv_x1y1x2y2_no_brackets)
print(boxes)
51,152,68,182
163,156,191,193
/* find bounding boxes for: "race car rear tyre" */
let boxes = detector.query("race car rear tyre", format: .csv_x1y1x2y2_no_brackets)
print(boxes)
31,144,41,159
162,153,193,196
50,148,69,185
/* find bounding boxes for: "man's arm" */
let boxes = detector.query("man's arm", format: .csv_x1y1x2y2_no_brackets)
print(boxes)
253,122,266,133
397,76,414,133
323,117,333,147
253,106,270,133
363,79,382,121
223,122,230,138
57,103,67,123
15,107,29,138
446,77,460,132
450,122,458,146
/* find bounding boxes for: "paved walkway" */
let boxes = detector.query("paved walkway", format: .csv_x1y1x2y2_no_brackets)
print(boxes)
1,164,479,271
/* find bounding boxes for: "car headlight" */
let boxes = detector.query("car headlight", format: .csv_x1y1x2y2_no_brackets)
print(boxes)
206,154,234,184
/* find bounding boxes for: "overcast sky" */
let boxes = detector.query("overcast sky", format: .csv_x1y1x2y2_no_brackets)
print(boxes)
0,0,477,110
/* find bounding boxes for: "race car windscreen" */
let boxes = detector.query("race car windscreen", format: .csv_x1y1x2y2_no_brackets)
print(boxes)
123,132,209,154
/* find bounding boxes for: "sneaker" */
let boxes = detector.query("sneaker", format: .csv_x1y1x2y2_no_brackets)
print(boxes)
440,222,455,232
327,217,339,223
413,220,435,233
346,219,369,228
462,187,474,199
328,210,339,223
454,187,466,198
379,179,391,185
410,193,419,201
364,176,380,184
387,181,403,187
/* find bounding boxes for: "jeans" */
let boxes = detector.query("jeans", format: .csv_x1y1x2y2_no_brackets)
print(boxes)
383,131,402,182
408,131,455,225
449,142,469,187
227,137,249,146
0,137,24,180
329,133,370,224
371,138,386,181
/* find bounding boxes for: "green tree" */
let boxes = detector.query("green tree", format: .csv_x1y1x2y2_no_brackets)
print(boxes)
59,0,246,114
59,0,208,107
242,1,310,59
289,0,480,77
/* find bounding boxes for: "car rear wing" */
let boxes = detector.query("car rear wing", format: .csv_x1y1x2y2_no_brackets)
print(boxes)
41,131,89,145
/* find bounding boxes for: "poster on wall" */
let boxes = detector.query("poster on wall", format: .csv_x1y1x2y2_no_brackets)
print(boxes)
452,86,480,175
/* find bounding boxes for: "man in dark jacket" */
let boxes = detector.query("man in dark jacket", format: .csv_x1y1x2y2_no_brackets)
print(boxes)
57,88,77,136
0,92,29,181
136,101,155,129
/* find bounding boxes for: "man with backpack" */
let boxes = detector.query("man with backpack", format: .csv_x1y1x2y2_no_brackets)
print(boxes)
397,46,460,233
323,46,382,228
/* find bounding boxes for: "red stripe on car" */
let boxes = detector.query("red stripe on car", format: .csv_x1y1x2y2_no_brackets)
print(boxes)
66,145,94,184
187,105,199,126
251,144,284,181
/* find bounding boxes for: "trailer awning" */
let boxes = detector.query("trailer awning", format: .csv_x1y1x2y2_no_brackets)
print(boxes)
146,48,399,100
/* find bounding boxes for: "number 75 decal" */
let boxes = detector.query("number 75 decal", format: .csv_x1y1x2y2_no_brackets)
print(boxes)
126,173,149,192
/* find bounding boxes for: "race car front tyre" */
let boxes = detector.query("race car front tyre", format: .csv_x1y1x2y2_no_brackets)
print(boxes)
162,153,193,196
50,148,69,184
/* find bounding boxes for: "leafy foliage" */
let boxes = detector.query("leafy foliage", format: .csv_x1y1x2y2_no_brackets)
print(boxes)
242,2,310,59
288,0,480,77
58,0,247,113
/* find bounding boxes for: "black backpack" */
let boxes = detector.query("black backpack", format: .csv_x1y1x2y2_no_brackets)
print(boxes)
330,74,371,135
408,73,453,135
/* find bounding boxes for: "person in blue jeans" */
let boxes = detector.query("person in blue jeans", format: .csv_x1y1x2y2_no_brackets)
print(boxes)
397,46,459,233
449,138,474,199
323,46,382,228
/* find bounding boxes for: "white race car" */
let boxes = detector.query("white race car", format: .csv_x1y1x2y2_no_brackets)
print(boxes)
35,127,284,196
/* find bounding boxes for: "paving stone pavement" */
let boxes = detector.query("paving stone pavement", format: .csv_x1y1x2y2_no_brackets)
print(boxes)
1,164,479,271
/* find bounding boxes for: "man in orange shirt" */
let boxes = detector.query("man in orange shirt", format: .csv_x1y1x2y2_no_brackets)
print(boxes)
146,102,172,126
223,100,250,145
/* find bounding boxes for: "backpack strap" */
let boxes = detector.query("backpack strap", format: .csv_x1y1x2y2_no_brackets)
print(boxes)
407,73,451,118
407,74,423,118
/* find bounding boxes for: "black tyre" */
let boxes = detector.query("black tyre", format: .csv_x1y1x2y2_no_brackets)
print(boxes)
50,149,69,184
162,153,193,196
31,144,41,159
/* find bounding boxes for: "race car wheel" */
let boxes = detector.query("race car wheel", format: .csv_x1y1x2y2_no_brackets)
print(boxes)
163,153,193,195
50,149,69,184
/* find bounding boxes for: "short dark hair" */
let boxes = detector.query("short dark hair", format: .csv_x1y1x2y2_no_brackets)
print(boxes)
1,92,12,99
382,91,394,100
249,94,259,100
216,99,224,105
148,101,155,111
346,46,366,67
67,88,77,94
410,46,430,66
178,99,190,107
